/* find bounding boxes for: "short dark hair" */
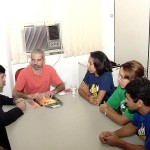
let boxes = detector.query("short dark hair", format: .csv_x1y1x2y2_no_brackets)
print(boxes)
125,77,150,106
0,65,5,74
90,51,112,76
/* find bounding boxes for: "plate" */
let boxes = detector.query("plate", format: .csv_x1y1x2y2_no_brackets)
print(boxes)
45,97,63,108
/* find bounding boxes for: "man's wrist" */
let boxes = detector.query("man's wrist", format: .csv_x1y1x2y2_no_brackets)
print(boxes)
51,90,57,95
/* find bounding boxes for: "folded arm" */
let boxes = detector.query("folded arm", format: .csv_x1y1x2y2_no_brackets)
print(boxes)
100,123,145,150
105,134,145,150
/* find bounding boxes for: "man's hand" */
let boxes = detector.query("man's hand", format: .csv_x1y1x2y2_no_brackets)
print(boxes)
99,131,112,144
27,91,56,100
27,93,47,100
45,91,56,98
100,131,119,146
105,133,120,146
27,93,40,100
16,99,26,111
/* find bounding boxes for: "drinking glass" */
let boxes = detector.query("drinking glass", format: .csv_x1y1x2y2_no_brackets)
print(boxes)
70,84,77,95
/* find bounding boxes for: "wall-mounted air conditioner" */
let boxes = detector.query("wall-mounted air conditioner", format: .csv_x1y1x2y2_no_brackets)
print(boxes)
24,24,62,53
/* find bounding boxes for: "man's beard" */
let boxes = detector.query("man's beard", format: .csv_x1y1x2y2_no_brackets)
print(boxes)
32,64,41,70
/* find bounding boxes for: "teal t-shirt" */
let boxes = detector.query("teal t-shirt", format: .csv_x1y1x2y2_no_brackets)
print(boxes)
106,86,134,120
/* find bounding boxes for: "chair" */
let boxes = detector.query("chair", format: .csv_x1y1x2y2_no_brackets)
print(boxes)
15,68,24,82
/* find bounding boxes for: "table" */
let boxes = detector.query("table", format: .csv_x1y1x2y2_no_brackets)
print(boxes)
5,93,143,150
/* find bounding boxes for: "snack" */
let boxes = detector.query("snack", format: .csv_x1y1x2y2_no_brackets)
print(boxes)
39,98,56,106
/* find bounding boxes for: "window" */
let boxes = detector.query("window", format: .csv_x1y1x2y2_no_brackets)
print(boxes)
24,24,61,53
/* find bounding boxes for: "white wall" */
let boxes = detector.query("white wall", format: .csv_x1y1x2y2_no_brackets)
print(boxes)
115,0,149,71
0,0,114,96
0,21,13,97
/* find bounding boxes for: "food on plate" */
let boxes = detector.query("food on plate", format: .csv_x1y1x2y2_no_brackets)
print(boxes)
38,98,56,106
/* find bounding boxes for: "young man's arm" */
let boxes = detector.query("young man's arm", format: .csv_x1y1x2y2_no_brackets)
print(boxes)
99,103,131,125
106,136,145,150
99,123,137,143
115,122,138,137
100,123,145,150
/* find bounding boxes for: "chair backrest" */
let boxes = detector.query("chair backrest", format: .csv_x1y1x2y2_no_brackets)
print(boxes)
15,68,24,82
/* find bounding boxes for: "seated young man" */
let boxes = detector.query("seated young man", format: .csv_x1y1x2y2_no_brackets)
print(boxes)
99,77,150,150
0,65,26,150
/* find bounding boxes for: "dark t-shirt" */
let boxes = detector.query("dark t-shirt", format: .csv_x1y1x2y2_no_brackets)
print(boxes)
83,71,115,101
132,111,150,149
